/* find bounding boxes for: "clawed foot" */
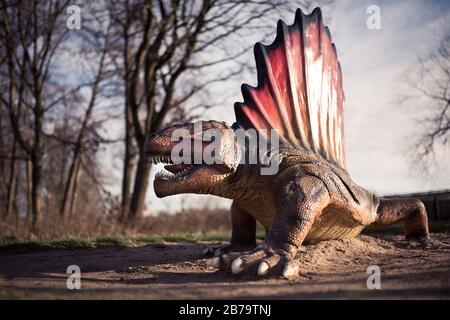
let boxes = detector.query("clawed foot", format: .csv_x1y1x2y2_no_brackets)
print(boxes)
208,245,299,280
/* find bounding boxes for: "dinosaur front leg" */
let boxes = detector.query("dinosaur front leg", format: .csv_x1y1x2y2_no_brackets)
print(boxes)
372,198,429,240
230,176,330,279
204,201,256,258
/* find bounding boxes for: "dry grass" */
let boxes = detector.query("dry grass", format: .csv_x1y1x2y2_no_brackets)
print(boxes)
0,207,235,242
0,206,272,255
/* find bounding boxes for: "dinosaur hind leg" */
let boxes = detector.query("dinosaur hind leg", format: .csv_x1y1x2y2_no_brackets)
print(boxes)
204,201,256,259
372,198,429,240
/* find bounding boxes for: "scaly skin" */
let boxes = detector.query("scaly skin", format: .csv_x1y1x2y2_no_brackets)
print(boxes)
145,120,430,279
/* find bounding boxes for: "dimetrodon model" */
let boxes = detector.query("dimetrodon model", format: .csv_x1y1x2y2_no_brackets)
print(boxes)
145,8,429,279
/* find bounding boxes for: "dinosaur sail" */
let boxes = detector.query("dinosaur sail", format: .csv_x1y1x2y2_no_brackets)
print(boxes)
234,8,346,169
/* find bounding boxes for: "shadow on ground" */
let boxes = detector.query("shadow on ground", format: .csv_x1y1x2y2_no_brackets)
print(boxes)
0,234,449,299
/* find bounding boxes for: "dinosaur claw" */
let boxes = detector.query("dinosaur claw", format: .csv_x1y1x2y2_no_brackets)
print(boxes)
282,262,299,280
231,258,244,274
257,261,270,276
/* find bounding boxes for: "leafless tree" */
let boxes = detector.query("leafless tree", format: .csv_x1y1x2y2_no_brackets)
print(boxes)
106,0,318,220
0,0,74,228
404,21,450,166
0,1,116,229
58,7,115,219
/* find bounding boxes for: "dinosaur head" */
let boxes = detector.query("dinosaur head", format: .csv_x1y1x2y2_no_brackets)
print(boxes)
145,120,241,197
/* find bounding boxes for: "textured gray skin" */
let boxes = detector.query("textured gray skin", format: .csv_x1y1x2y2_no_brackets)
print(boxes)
145,120,430,278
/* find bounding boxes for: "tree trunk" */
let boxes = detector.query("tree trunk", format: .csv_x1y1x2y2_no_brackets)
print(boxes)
26,159,32,223
13,165,19,227
128,151,151,219
5,141,17,221
30,155,42,230
61,155,82,219
31,68,44,230
121,105,134,218
60,148,80,218
69,158,81,218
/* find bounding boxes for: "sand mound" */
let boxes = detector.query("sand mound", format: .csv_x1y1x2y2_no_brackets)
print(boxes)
297,235,396,270
296,234,450,274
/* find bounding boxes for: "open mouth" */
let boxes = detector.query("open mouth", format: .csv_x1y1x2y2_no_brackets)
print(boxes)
148,153,232,182
148,154,196,182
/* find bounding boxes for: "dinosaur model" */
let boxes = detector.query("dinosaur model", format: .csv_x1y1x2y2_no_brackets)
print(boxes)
144,8,429,279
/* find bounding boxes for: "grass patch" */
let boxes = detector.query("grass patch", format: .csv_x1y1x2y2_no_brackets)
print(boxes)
0,232,234,254
135,232,232,244
1,221,447,254
0,237,94,254
0,236,144,254
94,236,132,247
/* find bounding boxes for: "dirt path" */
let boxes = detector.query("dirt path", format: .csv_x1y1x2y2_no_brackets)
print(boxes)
1,234,449,299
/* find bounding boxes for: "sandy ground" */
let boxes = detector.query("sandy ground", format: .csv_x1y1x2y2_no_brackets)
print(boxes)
0,233,449,299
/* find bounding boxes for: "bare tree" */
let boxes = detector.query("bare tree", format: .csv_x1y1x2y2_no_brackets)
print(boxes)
107,0,317,220
0,0,74,228
404,21,450,164
0,1,116,228
58,9,114,219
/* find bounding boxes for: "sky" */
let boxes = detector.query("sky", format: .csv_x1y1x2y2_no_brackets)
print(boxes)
105,0,450,214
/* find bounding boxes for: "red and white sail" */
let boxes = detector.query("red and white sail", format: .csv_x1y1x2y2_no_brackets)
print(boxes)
234,8,346,169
